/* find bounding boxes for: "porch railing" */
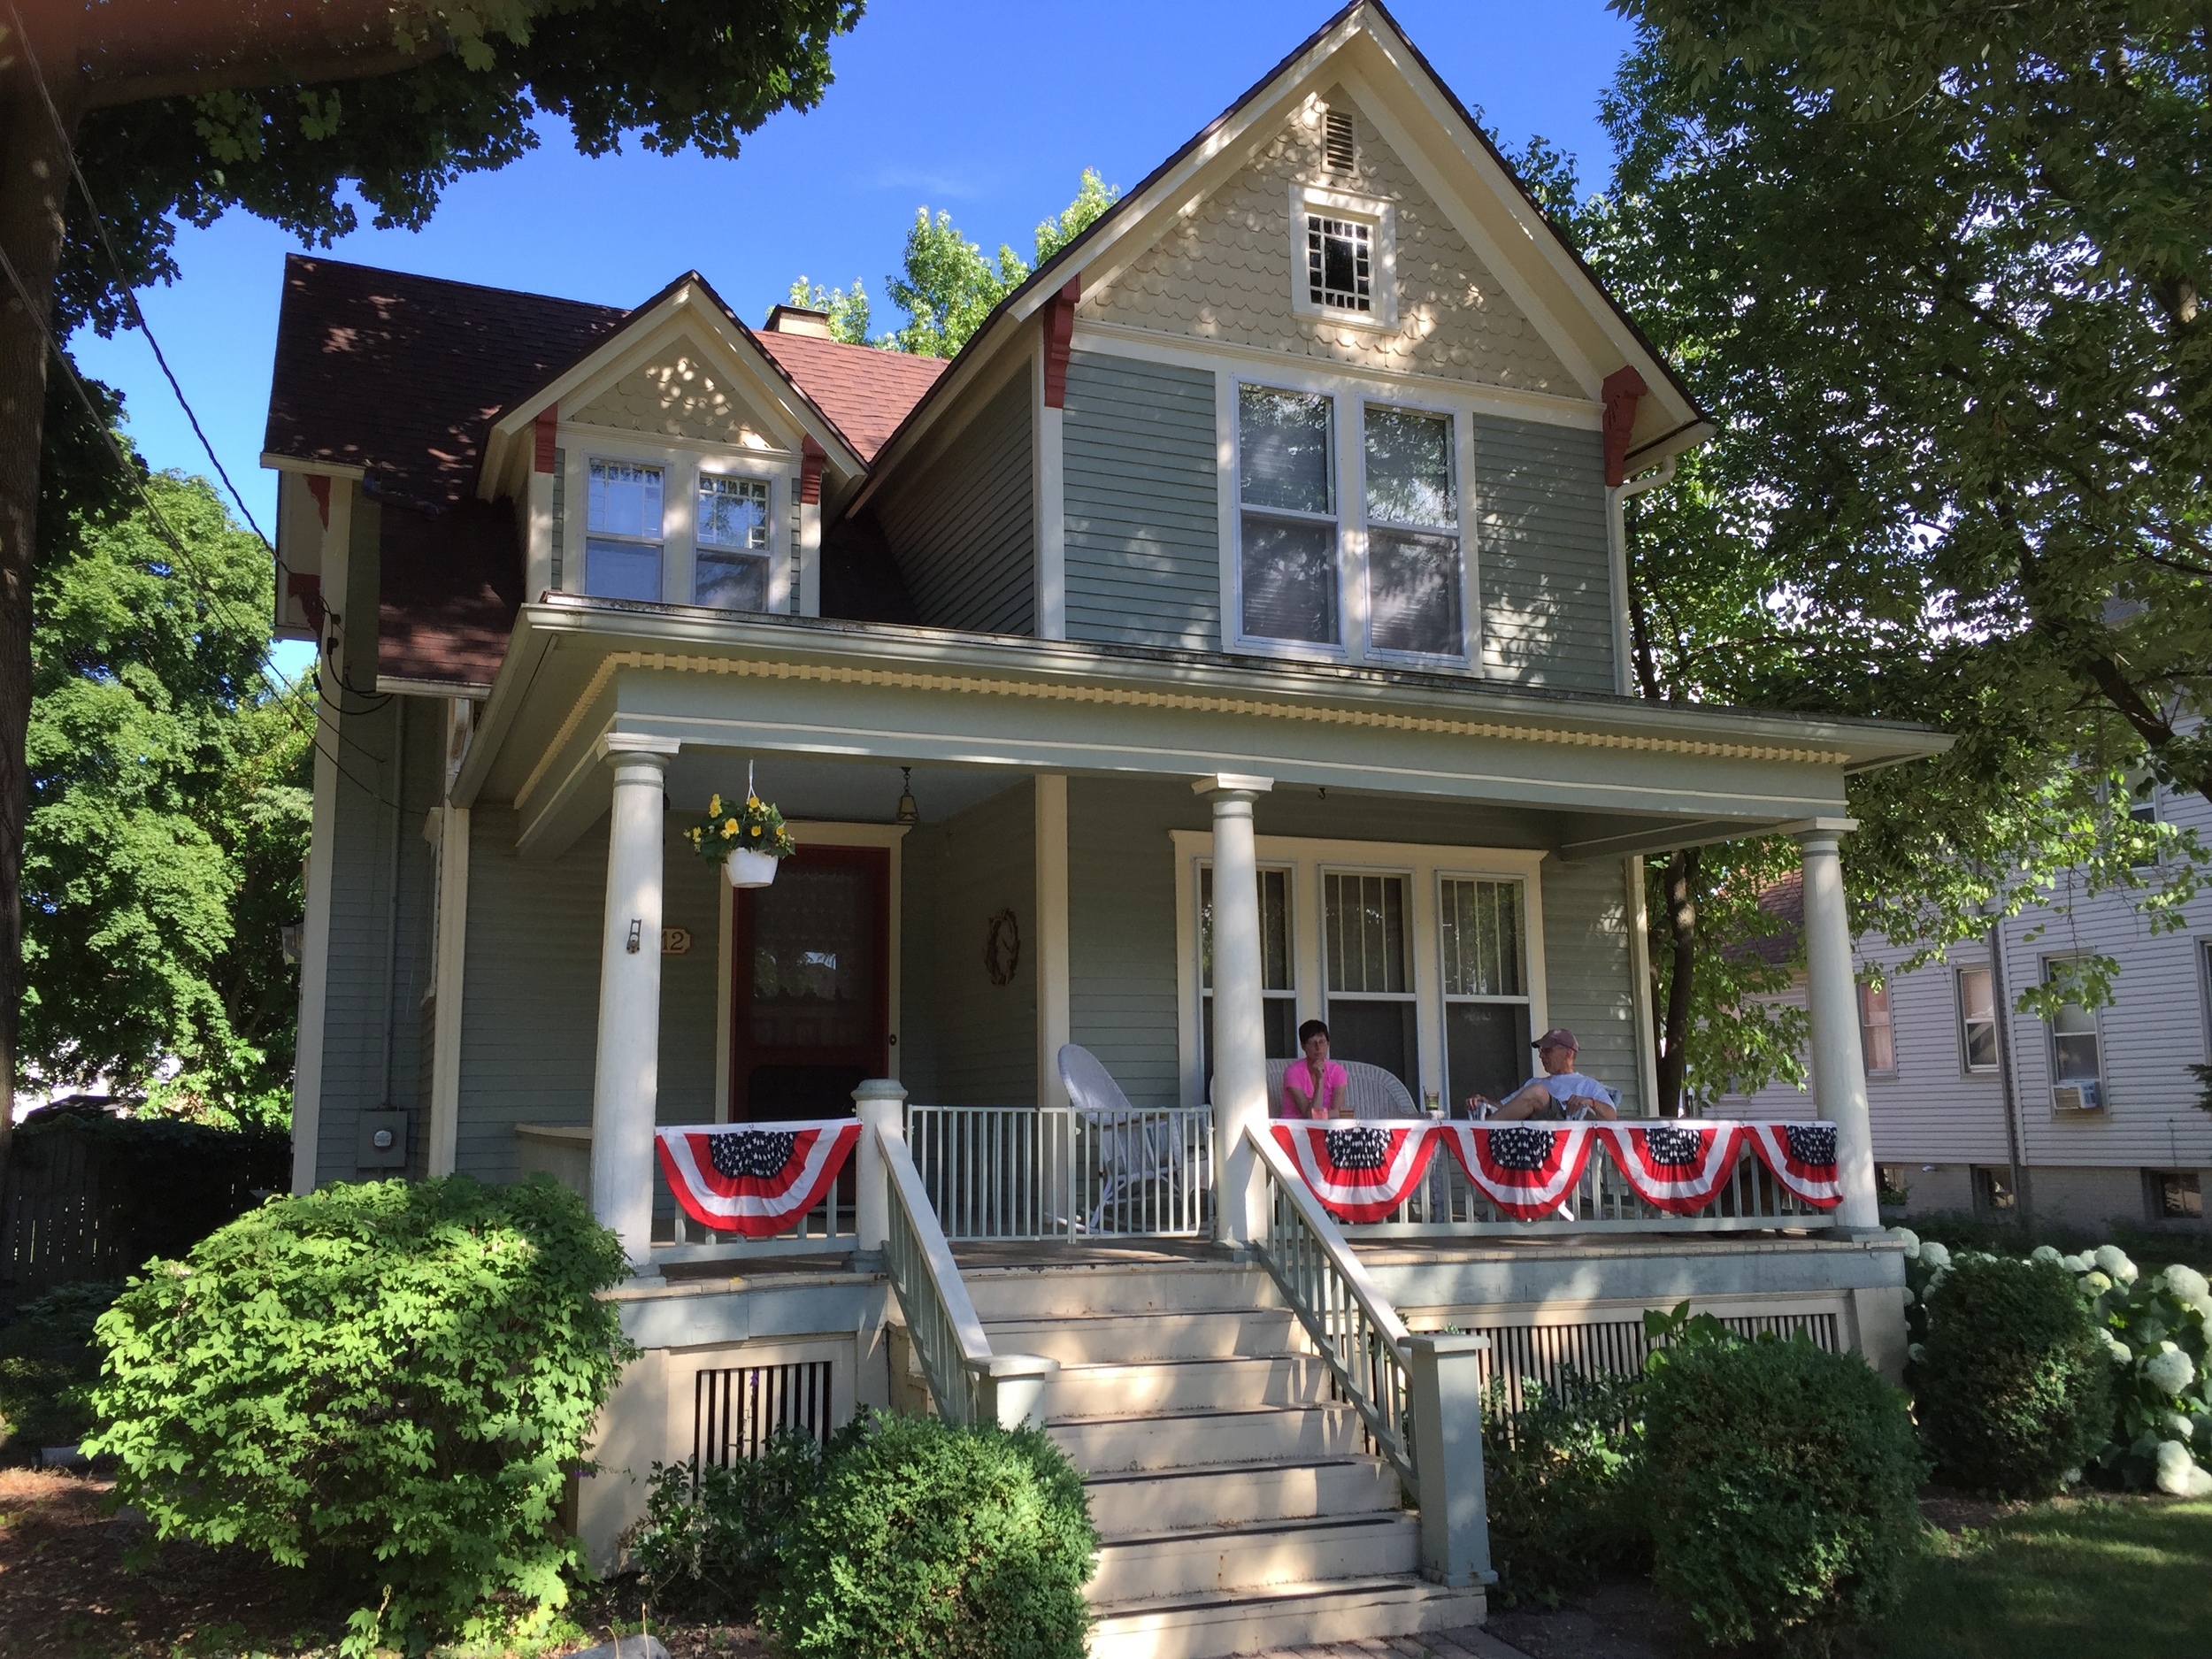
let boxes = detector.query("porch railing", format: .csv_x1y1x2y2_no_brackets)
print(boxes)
903,1103,1214,1240
1344,1129,1836,1237
663,1173,855,1261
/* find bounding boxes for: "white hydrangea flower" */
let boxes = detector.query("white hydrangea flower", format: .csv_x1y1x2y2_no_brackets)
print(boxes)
2190,1294,2212,1325
2157,1264,2210,1303
2154,1440,2197,1495
2093,1244,2137,1282
2145,1346,2196,1397
2164,1410,2196,1441
1909,1343,1927,1363
2032,1245,2062,1265
1920,1240,1953,1271
2108,1340,2133,1365
1901,1286,1915,1307
2060,1253,2089,1273
2062,1466,2083,1486
2082,1271,2112,1294
1889,1226,1921,1258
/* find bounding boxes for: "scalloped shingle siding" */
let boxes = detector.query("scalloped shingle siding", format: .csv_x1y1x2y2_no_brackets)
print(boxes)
572,344,772,446
1082,90,1575,393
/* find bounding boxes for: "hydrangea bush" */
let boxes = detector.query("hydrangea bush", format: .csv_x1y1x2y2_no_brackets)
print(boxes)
1893,1228,2212,1496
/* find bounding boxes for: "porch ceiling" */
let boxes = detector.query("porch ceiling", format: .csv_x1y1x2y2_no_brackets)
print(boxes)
456,598,1947,859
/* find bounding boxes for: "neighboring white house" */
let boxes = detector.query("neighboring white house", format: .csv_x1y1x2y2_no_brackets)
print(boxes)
1718,786,2212,1233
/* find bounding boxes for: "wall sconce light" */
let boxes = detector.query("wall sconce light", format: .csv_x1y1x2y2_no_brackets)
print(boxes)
626,918,642,954
895,766,920,826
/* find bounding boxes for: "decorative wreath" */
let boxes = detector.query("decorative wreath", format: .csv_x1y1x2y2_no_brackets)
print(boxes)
983,908,1022,987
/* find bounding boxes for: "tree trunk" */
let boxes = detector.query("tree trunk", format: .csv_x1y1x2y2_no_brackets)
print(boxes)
1654,845,1702,1117
0,78,76,1183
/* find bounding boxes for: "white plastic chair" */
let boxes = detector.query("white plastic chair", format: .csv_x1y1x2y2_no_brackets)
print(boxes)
1057,1044,1182,1231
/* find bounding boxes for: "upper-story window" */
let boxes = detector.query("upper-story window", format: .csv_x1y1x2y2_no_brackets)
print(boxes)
586,459,664,601
1238,386,1340,646
1307,214,1371,312
1858,980,1895,1073
1363,405,1462,660
1956,964,2000,1072
696,473,771,610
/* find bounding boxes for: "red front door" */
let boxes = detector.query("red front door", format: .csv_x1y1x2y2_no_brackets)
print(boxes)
729,845,890,1122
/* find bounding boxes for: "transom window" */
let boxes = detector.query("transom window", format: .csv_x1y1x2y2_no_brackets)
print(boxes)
1324,872,1417,1093
586,459,664,602
1440,878,1530,1107
1238,387,1339,645
695,473,771,611
1307,213,1371,312
1363,406,1463,659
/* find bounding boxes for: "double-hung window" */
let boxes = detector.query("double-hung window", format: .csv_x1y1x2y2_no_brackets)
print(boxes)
585,459,664,601
1198,865,1298,1087
1440,877,1530,1106
1363,405,1463,658
1956,965,1999,1072
1237,387,1340,646
1858,981,1895,1073
2045,959,2104,1107
695,473,771,611
1324,872,1417,1091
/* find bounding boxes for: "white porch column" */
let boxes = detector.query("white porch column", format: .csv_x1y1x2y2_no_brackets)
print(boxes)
591,733,680,1269
1035,774,1071,1109
1195,773,1274,1247
1792,818,1881,1229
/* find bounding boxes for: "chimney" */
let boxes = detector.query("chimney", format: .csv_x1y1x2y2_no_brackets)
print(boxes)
764,304,834,338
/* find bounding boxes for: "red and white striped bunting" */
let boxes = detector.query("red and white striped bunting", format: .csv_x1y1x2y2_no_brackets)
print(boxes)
1599,1122,1747,1215
1271,1121,1440,1223
656,1119,862,1237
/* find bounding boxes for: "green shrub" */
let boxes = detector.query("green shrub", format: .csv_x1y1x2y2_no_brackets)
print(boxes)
83,1174,634,1655
1642,1323,1924,1657
762,1411,1098,1659
1915,1253,2111,1497
0,1281,120,1455
627,1425,841,1617
1480,1369,1647,1606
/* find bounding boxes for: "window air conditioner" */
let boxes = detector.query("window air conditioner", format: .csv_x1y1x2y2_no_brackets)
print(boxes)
2052,1081,2103,1112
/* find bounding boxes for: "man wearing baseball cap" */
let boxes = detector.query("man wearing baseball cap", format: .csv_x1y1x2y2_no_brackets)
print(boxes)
1467,1027,1619,1121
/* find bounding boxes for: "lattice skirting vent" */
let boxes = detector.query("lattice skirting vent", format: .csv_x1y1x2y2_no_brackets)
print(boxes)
694,1359,835,1470
1470,1310,1840,1426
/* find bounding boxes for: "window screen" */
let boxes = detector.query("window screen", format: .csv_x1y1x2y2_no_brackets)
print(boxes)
1325,872,1416,1089
1440,878,1530,1110
1238,387,1338,644
1364,406,1462,657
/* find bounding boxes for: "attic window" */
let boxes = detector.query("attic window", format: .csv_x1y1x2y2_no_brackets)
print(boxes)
1324,110,1356,174
1307,214,1371,312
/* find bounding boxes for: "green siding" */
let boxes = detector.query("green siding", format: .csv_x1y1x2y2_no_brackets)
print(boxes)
1064,351,1220,650
313,693,441,1187
1540,857,1643,1116
1473,414,1615,693
877,370,1034,634
452,809,725,1185
900,780,1037,1106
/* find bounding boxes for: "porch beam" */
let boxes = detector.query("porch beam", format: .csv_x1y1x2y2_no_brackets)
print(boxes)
1790,817,1881,1229
1196,773,1274,1248
592,733,680,1270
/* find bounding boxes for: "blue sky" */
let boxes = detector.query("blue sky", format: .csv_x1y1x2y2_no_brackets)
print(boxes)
69,0,1636,564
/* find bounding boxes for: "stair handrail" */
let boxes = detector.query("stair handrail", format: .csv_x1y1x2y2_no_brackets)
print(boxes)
1247,1124,1417,1486
875,1117,1057,1429
1247,1124,1496,1588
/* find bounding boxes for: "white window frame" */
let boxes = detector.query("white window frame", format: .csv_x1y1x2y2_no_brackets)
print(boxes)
1359,396,1471,667
1289,182,1398,331
1955,963,2000,1076
1197,860,1301,1073
1857,979,1897,1076
2041,954,2106,1110
1171,832,1548,1111
1225,376,1479,667
580,453,669,604
557,427,793,614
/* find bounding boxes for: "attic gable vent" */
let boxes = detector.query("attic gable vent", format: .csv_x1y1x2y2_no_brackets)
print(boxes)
1324,109,1356,174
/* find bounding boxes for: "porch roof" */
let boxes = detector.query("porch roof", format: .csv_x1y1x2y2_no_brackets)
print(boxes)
453,596,1948,859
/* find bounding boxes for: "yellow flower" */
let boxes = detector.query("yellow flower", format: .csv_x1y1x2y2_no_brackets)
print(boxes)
709,794,721,816
747,795,760,808
750,823,762,837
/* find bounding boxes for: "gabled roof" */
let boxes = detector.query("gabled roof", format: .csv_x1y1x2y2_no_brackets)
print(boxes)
856,0,1709,506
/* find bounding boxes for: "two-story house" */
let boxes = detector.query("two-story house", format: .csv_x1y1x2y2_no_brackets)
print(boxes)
263,6,1941,1651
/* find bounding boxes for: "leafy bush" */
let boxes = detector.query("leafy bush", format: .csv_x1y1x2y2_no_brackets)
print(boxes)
0,1281,119,1456
83,1174,634,1655
1914,1253,2110,1497
627,1425,842,1617
762,1411,1098,1659
1641,1316,1924,1657
1480,1369,1646,1606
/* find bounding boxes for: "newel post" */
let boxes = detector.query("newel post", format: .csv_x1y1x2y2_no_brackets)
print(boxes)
852,1078,906,1260
1406,1332,1495,1589
969,1353,1062,1431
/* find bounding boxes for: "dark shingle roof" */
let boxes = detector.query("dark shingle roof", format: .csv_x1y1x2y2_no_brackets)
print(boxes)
754,331,948,462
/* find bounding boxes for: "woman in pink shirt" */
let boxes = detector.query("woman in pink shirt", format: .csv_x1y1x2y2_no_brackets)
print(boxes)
1279,1019,1350,1119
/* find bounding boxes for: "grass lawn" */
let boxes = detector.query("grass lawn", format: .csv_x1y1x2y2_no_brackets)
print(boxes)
1869,1496,2212,1659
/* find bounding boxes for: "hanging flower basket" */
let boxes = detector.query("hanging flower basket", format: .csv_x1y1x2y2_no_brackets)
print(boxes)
687,787,797,889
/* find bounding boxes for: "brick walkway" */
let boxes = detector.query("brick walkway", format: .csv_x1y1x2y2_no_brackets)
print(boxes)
1246,1627,1533,1659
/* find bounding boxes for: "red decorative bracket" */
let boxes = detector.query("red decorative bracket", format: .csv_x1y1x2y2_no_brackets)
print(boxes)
305,474,331,527
800,436,826,506
534,407,559,473
1601,365,1647,488
1040,278,1080,410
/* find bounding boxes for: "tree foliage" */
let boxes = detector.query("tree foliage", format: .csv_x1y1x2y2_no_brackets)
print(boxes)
27,460,309,1124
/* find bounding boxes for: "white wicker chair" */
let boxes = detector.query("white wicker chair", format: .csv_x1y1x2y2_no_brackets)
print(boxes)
1057,1044,1182,1231
1263,1057,1419,1118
